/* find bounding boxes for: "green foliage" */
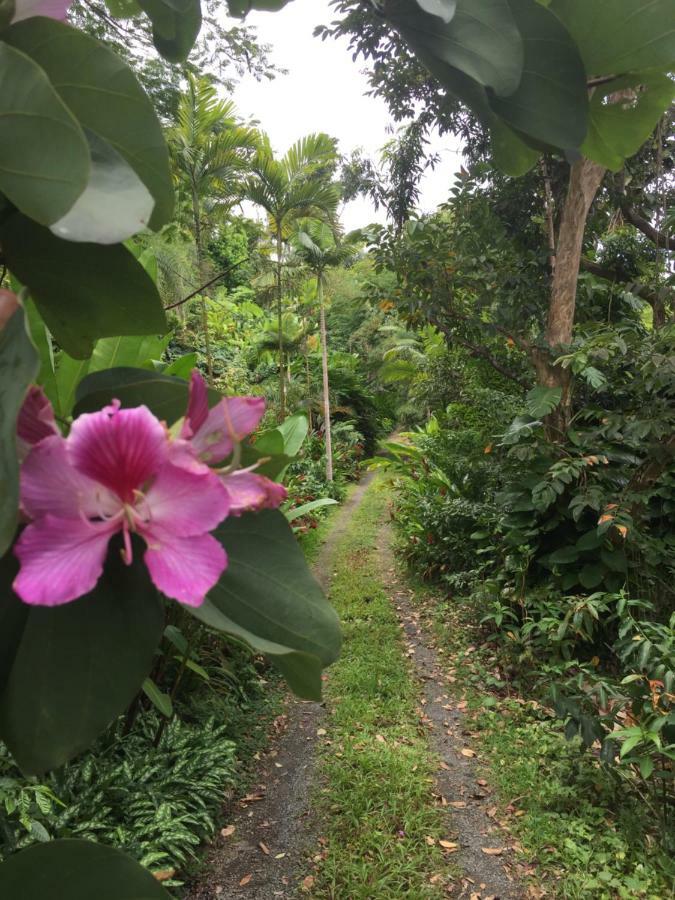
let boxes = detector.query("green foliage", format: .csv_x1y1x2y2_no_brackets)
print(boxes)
0,307,38,557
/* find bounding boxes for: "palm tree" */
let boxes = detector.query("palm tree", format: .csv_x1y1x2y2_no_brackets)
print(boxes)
244,133,339,418
293,221,362,481
170,75,257,378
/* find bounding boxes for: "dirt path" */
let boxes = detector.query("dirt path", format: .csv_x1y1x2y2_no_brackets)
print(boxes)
186,476,374,900
377,520,522,900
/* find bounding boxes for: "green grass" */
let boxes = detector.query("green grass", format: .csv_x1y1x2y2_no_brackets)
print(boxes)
310,478,460,899
414,590,675,900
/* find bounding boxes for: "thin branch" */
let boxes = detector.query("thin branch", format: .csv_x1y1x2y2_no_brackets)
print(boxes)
621,202,675,251
164,256,249,310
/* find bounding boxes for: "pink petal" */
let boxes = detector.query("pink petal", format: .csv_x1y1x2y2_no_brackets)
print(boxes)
168,438,210,475
13,515,116,606
21,435,119,520
141,463,229,536
68,402,168,503
222,470,288,515
143,530,226,607
190,396,266,464
17,386,60,446
11,0,71,21
180,370,210,439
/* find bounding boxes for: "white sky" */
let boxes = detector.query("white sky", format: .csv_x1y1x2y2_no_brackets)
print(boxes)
230,0,463,231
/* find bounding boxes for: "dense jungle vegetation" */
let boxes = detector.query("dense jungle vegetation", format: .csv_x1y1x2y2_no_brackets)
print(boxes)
0,0,673,897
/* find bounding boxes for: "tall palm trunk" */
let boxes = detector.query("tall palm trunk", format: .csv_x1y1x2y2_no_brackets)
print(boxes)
276,227,286,420
192,186,213,381
317,274,333,482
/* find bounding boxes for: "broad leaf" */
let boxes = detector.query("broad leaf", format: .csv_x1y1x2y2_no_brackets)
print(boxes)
5,17,173,230
415,0,456,23
275,411,309,457
162,352,199,378
489,0,588,151
188,509,342,700
74,367,218,421
0,542,164,774
137,0,202,63
285,498,338,522
142,677,173,717
54,353,91,418
0,840,170,899
89,334,171,373
550,0,675,77
582,74,675,171
490,118,541,176
0,307,39,557
49,131,155,244
0,215,166,359
23,299,58,412
0,42,89,224
526,385,562,418
388,0,523,97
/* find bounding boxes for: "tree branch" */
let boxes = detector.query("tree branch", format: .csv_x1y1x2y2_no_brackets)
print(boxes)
164,256,249,310
429,315,529,389
620,202,675,251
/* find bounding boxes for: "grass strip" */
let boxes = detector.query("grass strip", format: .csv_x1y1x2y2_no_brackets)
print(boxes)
310,478,458,899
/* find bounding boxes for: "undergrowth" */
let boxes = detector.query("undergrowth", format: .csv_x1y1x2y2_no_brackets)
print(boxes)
310,477,460,898
416,589,674,899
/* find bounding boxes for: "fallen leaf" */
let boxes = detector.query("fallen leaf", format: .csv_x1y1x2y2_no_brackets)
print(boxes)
316,728,327,736
259,842,270,855
301,876,315,892
220,825,235,838
375,734,386,743
425,835,436,846
482,847,504,856
460,748,476,758
275,852,286,859
439,840,459,850
239,874,252,886
152,869,175,882
449,801,467,808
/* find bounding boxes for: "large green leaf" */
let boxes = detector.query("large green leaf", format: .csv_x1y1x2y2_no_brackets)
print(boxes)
74,367,218,422
54,353,91,418
0,307,39,557
136,0,202,63
0,542,164,774
550,0,675,77
0,840,170,899
23,298,58,412
188,510,342,700
489,0,588,150
490,118,541,176
388,0,523,97
582,73,675,171
49,131,155,244
90,334,171,373
0,42,89,225
0,215,167,359
4,17,173,230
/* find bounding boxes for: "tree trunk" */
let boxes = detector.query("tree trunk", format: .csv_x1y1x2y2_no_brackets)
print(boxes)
318,276,333,482
276,228,286,421
192,187,213,381
538,157,606,435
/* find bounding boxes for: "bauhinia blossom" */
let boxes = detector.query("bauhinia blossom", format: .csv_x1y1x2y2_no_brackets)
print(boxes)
14,400,230,607
12,373,287,608
178,370,288,514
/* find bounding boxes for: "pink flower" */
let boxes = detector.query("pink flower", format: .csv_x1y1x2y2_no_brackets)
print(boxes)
17,385,60,456
14,401,230,608
11,0,72,22
179,371,287,513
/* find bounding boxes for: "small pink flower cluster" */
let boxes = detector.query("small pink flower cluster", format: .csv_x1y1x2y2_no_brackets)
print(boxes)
13,371,286,608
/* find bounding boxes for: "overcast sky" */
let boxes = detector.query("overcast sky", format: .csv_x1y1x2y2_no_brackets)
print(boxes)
230,0,463,231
